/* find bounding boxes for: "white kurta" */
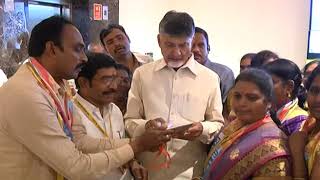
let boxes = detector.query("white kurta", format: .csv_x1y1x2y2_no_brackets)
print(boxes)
125,56,224,180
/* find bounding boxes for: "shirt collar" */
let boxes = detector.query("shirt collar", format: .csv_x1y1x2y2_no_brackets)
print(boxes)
154,55,199,76
154,58,167,72
76,93,101,115
75,93,113,120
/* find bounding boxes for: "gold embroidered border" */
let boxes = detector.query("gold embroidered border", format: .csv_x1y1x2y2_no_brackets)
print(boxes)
223,139,289,180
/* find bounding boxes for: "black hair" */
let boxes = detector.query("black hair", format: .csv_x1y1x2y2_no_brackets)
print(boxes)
159,10,195,37
240,53,256,62
306,65,320,91
235,68,274,102
99,24,130,46
250,50,278,68
302,60,320,75
235,68,281,125
76,52,116,89
28,15,73,57
263,59,305,108
116,63,132,80
195,27,210,51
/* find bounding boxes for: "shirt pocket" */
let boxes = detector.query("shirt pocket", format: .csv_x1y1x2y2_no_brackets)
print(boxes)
178,93,206,122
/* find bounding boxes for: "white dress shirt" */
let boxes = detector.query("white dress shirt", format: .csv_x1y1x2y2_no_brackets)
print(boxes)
125,56,224,180
0,69,7,87
0,64,134,180
74,94,132,180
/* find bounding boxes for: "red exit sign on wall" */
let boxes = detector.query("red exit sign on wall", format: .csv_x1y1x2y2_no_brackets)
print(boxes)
93,3,102,20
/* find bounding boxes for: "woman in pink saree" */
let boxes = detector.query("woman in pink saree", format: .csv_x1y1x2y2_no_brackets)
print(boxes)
204,68,291,180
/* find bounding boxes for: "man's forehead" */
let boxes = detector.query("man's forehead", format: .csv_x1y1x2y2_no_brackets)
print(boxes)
96,67,117,75
61,24,80,36
161,33,192,43
194,33,206,40
105,28,126,39
117,69,129,76
61,24,84,45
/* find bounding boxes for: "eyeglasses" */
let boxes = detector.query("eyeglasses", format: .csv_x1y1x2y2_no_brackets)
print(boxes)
92,75,131,87
92,76,119,86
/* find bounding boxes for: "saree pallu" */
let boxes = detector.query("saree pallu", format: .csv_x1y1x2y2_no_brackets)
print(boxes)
204,117,290,180
305,133,320,176
301,117,320,175
277,98,308,135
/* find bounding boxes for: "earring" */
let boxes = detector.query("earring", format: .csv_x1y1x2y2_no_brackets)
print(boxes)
287,93,291,98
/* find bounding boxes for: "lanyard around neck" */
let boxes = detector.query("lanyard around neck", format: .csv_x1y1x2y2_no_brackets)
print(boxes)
74,98,112,138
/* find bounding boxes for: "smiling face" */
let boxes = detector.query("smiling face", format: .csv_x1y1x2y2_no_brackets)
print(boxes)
79,67,118,107
232,80,270,124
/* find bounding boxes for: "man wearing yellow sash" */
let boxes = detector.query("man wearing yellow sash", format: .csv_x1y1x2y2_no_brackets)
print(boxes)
0,16,172,180
73,52,146,179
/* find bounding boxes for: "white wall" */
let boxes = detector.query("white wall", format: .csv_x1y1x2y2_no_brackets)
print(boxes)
119,0,311,74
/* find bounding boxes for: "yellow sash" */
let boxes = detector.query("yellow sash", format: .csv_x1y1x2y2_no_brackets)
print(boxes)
74,98,112,138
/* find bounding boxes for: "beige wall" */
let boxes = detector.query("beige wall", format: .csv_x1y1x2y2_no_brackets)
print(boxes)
119,0,310,74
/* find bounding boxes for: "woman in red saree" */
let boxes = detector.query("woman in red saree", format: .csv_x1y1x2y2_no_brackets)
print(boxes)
204,68,291,180
290,65,320,179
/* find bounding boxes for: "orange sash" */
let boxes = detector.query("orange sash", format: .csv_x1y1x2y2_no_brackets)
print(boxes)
27,58,74,180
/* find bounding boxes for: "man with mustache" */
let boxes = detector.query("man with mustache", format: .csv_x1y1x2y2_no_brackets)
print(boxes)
74,52,150,180
100,24,153,73
0,16,172,180
191,27,234,103
125,11,224,180
113,63,132,115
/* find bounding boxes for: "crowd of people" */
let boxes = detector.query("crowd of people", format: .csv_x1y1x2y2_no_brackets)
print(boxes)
0,10,320,180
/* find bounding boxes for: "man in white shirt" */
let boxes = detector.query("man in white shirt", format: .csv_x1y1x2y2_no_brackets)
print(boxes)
0,16,171,180
73,52,169,180
99,24,153,73
0,69,7,87
125,10,224,180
